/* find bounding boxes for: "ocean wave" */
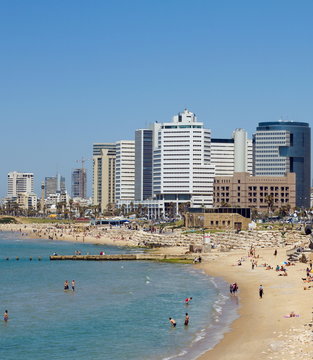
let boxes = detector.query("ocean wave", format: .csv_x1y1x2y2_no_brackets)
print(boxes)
162,349,188,360
191,328,207,343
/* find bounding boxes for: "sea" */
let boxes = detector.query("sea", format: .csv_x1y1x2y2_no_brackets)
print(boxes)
0,231,239,360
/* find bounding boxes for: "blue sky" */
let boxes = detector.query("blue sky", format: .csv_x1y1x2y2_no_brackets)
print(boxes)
0,0,312,197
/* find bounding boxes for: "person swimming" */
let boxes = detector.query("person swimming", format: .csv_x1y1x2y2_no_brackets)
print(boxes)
185,297,192,304
169,317,176,327
3,310,8,322
71,280,75,291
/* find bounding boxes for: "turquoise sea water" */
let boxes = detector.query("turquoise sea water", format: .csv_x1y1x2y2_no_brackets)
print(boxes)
0,232,238,360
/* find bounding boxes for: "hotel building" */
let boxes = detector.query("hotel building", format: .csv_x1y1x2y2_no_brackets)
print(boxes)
92,143,116,212
152,109,215,213
115,140,135,203
7,171,34,198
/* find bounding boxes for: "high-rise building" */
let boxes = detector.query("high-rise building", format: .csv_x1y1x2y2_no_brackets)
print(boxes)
45,174,66,198
135,129,153,202
210,129,253,176
71,168,87,199
115,140,135,202
152,109,215,212
92,143,116,212
7,171,34,198
253,121,311,208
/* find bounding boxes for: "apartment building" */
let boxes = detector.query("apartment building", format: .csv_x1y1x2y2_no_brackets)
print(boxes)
115,140,135,203
92,143,116,212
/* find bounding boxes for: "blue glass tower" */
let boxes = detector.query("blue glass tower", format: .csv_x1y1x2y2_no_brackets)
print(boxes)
253,121,311,208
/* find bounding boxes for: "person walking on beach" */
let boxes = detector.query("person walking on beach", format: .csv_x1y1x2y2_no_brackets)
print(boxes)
184,313,189,326
169,317,176,327
71,280,75,291
3,310,8,322
259,285,264,299
229,283,233,295
233,283,238,294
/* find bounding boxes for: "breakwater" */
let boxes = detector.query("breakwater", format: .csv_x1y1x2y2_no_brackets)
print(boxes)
50,254,196,261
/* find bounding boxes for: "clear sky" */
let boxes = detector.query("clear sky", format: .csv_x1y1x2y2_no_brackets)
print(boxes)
0,0,312,197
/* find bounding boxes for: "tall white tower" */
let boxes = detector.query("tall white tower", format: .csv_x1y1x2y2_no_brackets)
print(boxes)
233,128,251,172
152,109,215,210
115,140,135,202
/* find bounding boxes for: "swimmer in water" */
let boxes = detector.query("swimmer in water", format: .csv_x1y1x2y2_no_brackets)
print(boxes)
185,297,192,305
169,317,176,327
184,313,189,326
71,280,75,291
64,280,69,290
3,310,8,322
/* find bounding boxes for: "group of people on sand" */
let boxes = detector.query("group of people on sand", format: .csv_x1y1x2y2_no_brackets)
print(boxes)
229,283,239,295
169,297,192,327
64,280,75,291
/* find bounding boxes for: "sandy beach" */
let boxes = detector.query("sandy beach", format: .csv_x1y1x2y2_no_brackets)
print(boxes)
198,248,313,360
1,222,312,359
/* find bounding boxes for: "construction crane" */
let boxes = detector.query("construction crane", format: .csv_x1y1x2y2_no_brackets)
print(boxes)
76,157,87,170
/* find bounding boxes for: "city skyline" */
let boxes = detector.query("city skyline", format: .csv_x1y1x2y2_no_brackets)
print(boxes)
1,1,313,197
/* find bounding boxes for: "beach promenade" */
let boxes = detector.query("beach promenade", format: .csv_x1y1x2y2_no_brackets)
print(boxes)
1,222,312,359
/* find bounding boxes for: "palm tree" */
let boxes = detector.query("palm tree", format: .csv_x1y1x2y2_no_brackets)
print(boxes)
167,202,175,218
136,204,143,218
265,195,274,216
220,201,230,208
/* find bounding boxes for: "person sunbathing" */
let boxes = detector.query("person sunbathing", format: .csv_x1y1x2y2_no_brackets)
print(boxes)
284,312,299,318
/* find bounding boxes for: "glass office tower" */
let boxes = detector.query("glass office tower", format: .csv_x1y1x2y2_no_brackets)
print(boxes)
253,121,311,208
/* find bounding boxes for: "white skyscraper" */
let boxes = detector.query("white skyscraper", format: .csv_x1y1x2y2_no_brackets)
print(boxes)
115,140,135,202
7,171,34,198
152,109,215,211
210,129,253,176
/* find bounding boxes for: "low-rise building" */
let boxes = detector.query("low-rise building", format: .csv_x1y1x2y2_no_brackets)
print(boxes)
185,207,251,230
17,192,37,210
213,172,296,212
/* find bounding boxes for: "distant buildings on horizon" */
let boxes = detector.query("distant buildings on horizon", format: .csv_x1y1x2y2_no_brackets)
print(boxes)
4,109,312,215
91,109,311,216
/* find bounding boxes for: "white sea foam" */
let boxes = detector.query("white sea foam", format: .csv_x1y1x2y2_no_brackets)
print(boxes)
162,350,188,360
191,329,207,343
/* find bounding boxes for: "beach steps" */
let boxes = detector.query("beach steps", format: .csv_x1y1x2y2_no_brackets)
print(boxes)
50,254,196,261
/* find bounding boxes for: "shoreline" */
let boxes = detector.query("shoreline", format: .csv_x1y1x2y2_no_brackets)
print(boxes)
1,223,313,359
196,248,313,360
